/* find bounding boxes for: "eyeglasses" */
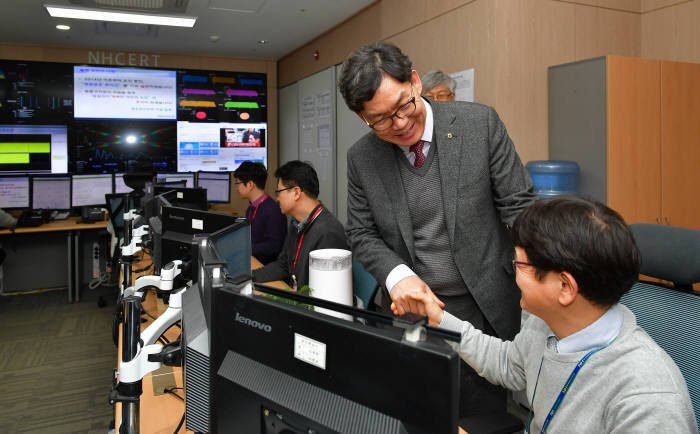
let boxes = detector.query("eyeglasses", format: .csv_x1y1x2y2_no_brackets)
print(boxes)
361,85,417,131
274,186,296,195
424,91,454,102
512,260,535,273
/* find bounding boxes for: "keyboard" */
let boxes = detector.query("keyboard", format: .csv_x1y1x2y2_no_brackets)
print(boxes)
51,211,70,220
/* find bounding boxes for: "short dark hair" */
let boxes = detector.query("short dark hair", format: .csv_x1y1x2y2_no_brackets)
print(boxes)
511,196,640,307
274,160,319,199
233,161,267,190
338,42,413,113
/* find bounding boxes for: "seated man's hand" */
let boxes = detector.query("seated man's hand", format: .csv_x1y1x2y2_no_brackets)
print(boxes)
389,275,444,316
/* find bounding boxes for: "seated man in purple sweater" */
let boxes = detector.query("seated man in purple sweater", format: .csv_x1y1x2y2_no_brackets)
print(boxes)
234,161,287,264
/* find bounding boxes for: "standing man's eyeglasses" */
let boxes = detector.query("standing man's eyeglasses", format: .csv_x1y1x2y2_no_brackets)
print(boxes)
360,84,417,131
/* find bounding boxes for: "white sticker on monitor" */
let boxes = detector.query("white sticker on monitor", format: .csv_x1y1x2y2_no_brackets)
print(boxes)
177,192,184,199
294,332,326,370
191,218,203,230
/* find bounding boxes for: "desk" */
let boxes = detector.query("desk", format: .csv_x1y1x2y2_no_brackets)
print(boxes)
114,255,190,434
251,256,290,290
0,217,108,302
114,256,275,433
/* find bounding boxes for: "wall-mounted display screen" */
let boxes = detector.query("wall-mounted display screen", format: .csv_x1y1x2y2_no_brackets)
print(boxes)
0,124,69,173
74,66,176,120
176,70,267,123
176,121,266,172
0,59,267,177
72,120,176,174
0,60,73,123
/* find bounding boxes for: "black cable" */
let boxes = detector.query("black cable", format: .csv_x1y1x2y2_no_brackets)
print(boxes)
163,388,184,402
172,411,186,434
133,262,153,273
141,308,157,321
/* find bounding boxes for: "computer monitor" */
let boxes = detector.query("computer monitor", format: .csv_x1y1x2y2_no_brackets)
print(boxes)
156,172,195,188
197,171,230,203
106,193,138,240
114,173,133,194
72,173,113,207
158,205,242,273
153,186,207,211
207,283,460,434
0,124,69,173
31,174,71,210
0,175,30,209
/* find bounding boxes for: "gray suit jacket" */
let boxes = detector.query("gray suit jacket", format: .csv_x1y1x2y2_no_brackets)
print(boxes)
346,100,536,339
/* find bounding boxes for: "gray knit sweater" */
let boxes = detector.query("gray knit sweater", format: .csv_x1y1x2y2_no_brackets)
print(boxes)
440,304,698,433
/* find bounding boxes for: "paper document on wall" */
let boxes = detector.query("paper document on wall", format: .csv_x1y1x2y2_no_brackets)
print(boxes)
450,68,474,102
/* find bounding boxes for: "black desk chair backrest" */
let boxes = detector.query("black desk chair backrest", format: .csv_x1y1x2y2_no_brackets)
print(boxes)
620,223,700,430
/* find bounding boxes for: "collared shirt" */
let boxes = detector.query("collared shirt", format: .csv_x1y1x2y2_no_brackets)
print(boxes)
397,97,434,166
386,98,434,292
295,202,323,235
545,303,624,354
249,192,268,208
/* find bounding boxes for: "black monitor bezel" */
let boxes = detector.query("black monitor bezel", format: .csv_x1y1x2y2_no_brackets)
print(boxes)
71,173,114,208
0,174,31,210
196,170,231,204
30,173,72,210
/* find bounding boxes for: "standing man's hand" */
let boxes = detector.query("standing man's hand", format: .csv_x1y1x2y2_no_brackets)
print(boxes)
389,275,444,316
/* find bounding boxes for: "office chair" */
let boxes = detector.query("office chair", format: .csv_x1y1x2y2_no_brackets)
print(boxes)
620,223,700,430
352,259,378,310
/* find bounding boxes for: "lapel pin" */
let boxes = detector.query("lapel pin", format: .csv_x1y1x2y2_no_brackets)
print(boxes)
447,133,453,139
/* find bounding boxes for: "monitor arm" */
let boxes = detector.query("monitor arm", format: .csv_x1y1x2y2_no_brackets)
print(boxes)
123,260,182,298
118,286,185,384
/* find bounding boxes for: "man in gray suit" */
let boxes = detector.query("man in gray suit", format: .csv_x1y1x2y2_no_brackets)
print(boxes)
338,42,537,416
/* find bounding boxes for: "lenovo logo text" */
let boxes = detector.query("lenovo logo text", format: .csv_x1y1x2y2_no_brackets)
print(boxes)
235,312,272,333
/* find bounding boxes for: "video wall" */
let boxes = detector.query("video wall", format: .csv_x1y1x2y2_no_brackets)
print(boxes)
0,59,267,174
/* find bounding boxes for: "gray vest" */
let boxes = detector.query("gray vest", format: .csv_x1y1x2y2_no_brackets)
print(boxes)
397,144,468,297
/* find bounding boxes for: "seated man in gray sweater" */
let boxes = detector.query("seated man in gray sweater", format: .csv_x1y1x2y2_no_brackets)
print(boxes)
398,197,697,433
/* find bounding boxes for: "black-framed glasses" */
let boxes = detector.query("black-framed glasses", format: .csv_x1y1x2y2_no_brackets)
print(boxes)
274,186,296,195
361,84,417,131
512,260,535,273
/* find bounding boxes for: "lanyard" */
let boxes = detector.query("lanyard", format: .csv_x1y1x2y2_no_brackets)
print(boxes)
525,338,615,433
292,206,323,278
249,194,267,223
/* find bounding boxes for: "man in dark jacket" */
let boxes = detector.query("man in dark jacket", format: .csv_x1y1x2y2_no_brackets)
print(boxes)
252,160,348,291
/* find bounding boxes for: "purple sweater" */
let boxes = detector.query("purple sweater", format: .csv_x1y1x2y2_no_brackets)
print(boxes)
246,196,287,264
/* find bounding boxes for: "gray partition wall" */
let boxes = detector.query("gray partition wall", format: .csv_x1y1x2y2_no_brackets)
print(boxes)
335,64,370,225
278,82,300,164
297,67,337,213
549,57,607,203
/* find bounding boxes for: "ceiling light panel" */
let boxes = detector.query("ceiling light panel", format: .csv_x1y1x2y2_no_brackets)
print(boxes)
45,4,197,27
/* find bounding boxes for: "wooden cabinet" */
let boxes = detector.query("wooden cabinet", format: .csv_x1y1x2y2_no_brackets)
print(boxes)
549,56,700,231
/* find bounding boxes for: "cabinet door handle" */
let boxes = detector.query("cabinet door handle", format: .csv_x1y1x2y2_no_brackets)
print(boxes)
664,216,671,225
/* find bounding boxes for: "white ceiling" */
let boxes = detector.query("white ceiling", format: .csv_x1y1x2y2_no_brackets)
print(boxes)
0,0,375,60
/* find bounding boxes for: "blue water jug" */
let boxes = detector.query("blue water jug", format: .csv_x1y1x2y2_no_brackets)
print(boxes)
526,160,580,199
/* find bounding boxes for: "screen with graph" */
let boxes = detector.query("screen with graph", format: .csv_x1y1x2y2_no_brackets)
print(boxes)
71,120,176,174
0,60,74,123
176,70,267,123
0,124,69,173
